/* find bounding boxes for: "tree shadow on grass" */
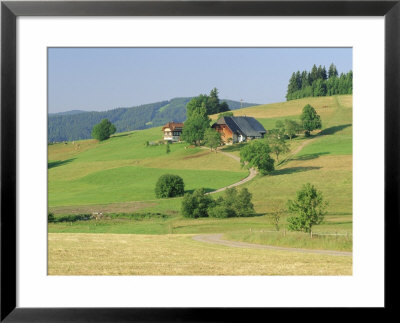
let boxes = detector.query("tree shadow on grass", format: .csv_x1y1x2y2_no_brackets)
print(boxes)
112,133,132,139
243,212,266,218
220,143,246,152
293,152,329,161
185,188,215,194
48,158,75,169
271,166,321,176
320,124,352,135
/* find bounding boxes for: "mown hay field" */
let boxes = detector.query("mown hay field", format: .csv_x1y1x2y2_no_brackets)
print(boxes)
48,233,352,275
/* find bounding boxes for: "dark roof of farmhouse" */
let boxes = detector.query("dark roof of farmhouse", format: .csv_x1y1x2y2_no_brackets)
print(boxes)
213,116,266,137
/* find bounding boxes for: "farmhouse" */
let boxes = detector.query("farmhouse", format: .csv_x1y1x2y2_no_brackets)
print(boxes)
212,116,266,144
162,122,184,142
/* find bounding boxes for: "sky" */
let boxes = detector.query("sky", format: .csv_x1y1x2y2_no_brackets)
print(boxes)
48,47,352,113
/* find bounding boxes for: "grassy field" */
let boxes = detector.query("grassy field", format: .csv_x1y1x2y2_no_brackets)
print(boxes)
48,233,352,275
48,94,353,275
49,129,248,207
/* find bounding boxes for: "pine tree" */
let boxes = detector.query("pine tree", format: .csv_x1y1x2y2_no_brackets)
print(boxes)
310,64,318,83
328,63,338,78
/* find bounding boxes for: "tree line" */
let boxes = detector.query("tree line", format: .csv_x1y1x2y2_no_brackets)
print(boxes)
286,63,352,101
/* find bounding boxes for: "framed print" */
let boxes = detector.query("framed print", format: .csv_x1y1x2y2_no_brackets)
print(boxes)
1,0,399,321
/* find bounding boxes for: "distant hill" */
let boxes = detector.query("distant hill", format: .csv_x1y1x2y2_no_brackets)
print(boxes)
49,110,89,116
48,97,258,142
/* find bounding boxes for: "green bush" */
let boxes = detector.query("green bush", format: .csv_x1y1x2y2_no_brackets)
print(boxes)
48,212,55,223
208,205,235,218
235,188,254,217
155,174,185,198
219,187,255,217
180,187,254,219
181,188,214,218
107,212,168,220
56,214,91,223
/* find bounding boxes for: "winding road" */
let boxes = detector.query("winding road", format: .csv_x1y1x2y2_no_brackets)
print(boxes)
205,148,258,195
193,233,352,257
206,136,318,195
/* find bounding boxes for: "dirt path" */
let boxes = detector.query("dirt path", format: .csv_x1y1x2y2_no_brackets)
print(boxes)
277,137,317,166
193,233,352,257
203,148,258,195
204,137,316,195
204,136,316,195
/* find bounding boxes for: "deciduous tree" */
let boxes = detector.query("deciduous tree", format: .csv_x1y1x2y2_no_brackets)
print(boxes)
181,105,211,146
287,183,328,237
300,104,322,136
91,119,116,141
240,140,275,175
181,188,215,218
267,130,290,162
155,174,185,198
284,119,302,140
204,128,222,151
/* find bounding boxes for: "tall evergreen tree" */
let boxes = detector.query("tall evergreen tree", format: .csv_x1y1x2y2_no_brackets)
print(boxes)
328,63,338,78
310,64,318,83
301,71,309,88
286,64,351,101
295,71,302,90
321,66,328,80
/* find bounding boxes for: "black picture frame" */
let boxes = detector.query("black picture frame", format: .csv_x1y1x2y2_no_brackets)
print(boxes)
1,1,399,321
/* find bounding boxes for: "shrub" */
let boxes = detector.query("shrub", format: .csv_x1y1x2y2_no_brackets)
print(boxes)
219,187,254,217
235,188,254,217
180,187,255,219
48,212,55,223
181,188,215,218
208,205,235,218
107,212,168,220
155,174,185,198
55,214,91,223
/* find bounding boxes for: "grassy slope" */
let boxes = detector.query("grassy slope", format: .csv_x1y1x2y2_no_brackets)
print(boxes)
49,95,352,251
49,94,352,230
49,127,247,207
48,95,353,274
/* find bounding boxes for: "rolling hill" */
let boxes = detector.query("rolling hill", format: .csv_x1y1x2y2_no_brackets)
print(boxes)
48,94,353,275
48,97,257,142
49,94,352,216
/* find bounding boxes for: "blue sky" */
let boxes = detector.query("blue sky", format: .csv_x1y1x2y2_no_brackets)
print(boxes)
48,47,352,113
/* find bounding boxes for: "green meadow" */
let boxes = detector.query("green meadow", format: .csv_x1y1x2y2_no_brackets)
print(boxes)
48,95,353,274
49,128,248,206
